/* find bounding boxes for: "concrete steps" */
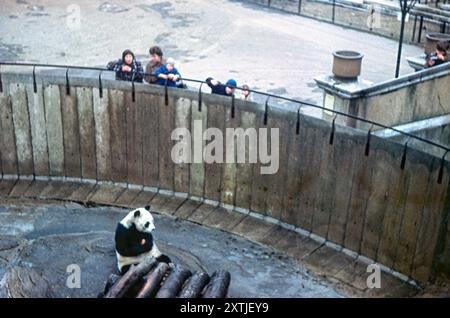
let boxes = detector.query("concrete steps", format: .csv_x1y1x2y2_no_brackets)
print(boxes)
415,3,450,18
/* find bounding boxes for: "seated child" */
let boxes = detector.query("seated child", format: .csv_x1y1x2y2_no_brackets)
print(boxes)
427,41,449,67
239,84,252,101
154,58,182,87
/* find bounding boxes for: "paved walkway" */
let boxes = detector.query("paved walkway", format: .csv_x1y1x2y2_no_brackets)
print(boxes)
0,0,423,114
0,179,426,297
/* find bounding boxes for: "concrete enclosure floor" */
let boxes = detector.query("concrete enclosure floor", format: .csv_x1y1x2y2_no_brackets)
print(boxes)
0,0,423,115
0,200,344,298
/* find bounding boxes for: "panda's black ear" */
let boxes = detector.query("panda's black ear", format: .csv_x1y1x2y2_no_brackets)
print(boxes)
145,205,151,211
134,210,141,218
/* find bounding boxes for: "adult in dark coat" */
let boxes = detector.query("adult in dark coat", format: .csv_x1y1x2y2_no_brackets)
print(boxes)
107,49,144,82
206,77,237,96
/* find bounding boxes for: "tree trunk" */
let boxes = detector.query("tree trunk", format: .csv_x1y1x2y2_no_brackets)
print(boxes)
97,274,121,298
178,271,210,298
202,270,231,298
104,257,157,298
155,266,192,298
136,262,170,298
395,9,407,78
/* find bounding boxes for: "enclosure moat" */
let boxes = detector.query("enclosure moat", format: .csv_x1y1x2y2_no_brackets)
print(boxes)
0,199,345,298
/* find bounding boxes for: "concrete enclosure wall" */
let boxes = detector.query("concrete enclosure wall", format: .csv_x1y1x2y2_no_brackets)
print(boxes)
356,71,450,128
389,123,450,158
316,63,450,138
0,67,449,284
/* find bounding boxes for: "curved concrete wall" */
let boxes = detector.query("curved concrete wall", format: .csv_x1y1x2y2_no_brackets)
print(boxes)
316,63,450,133
0,66,449,284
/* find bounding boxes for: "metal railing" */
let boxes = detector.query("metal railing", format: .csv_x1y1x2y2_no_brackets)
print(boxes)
248,0,450,43
0,61,449,183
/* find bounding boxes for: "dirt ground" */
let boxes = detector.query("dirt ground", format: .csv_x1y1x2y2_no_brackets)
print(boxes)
0,201,345,298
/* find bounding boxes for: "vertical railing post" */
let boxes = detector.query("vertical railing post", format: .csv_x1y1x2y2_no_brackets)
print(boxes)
296,105,302,135
164,78,168,106
264,97,269,125
32,66,37,93
418,16,424,43
411,15,418,42
332,0,336,23
365,126,374,156
65,68,70,95
438,150,449,184
98,71,103,99
231,94,235,119
0,65,3,93
198,82,203,112
400,142,408,170
329,115,337,145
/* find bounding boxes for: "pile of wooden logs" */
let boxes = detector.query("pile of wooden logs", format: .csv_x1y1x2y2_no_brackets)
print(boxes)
100,257,231,298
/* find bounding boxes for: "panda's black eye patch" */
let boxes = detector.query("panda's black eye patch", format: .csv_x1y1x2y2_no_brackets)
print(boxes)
145,222,150,228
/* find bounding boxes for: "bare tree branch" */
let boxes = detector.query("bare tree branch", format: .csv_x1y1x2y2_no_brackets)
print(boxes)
399,0,418,14
407,0,418,12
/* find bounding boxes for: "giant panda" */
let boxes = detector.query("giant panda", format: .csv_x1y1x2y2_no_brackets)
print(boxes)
115,206,172,274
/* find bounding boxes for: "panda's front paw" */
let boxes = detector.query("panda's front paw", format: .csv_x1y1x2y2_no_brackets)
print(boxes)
156,254,172,265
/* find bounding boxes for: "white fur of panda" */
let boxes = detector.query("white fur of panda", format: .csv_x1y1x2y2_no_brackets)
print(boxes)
114,206,171,273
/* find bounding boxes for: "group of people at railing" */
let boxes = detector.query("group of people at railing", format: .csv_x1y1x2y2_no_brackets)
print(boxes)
106,47,252,101
426,40,449,67
105,39,448,103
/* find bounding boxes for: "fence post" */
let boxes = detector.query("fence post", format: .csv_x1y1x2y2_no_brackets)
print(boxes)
332,0,336,23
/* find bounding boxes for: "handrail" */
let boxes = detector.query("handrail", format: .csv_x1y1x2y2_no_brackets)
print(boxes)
0,61,449,154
